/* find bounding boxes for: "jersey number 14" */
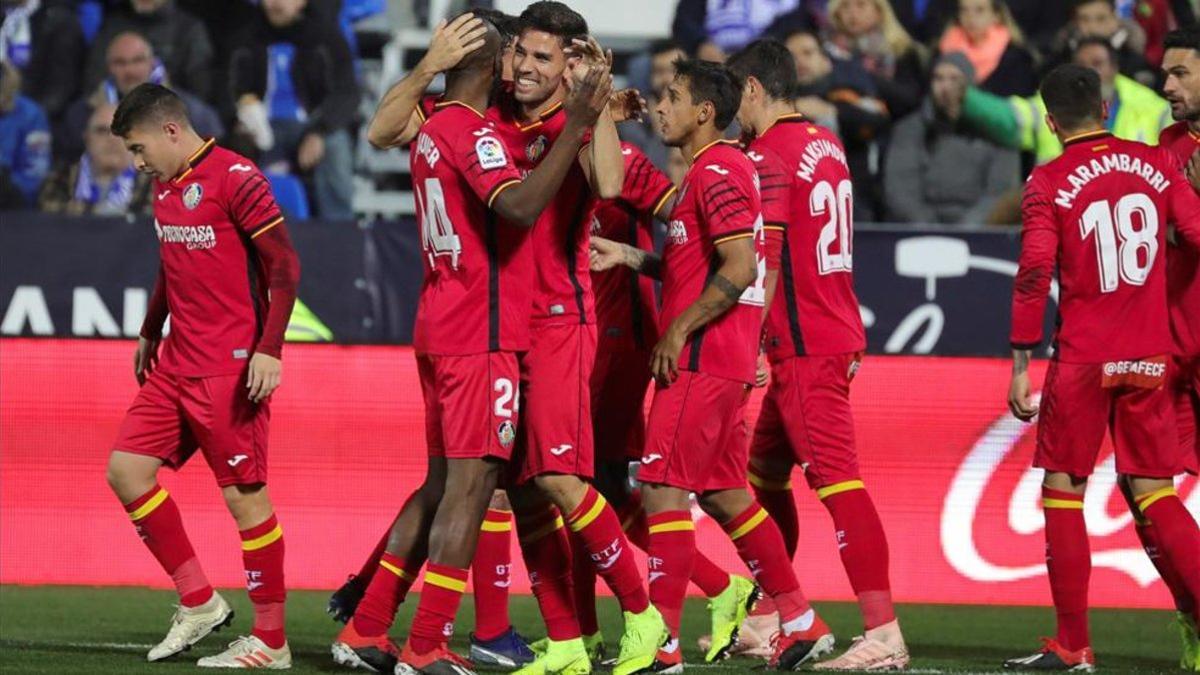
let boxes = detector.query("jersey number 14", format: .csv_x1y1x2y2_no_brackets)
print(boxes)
415,177,462,269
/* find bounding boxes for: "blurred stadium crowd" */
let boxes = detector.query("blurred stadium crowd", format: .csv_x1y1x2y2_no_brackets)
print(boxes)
0,0,1196,225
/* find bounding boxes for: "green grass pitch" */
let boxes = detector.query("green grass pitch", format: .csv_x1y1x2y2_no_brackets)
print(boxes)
0,586,1186,673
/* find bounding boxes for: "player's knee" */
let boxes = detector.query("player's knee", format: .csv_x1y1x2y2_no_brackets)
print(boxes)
488,489,512,511
534,472,585,508
640,482,688,514
221,483,272,527
1123,474,1173,500
698,488,751,522
1042,470,1087,494
105,451,156,498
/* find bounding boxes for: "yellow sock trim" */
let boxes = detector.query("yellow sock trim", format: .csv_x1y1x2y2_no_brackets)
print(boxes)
748,471,792,491
728,508,768,541
1136,486,1177,514
424,571,467,593
1042,498,1084,510
379,559,417,582
816,479,865,500
568,492,608,532
647,519,694,535
241,524,283,551
481,520,513,532
127,488,169,521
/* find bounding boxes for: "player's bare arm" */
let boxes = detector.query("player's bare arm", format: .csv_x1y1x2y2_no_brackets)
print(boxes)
570,37,624,199
366,14,487,149
651,236,757,384
589,235,662,279
493,65,609,225
1008,348,1038,421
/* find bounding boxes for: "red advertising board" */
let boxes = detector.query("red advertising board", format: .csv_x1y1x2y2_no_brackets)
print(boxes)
1,339,1194,607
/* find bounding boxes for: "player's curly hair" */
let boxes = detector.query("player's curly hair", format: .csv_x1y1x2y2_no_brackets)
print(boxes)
111,83,191,137
519,1,588,46
673,58,743,130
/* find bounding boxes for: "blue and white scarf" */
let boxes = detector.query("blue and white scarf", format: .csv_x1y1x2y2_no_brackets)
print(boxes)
0,0,40,69
73,153,139,214
101,60,167,103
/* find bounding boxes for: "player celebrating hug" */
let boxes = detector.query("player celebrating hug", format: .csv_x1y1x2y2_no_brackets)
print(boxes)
1005,64,1200,672
104,83,300,669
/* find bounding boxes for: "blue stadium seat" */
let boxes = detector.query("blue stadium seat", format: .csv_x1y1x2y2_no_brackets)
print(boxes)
266,172,310,221
77,1,104,44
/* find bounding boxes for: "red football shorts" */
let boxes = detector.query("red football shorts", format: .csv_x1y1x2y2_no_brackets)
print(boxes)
1035,359,1180,478
591,346,652,462
1169,354,1200,474
417,351,520,460
514,323,597,483
639,370,751,493
750,353,861,490
112,370,269,487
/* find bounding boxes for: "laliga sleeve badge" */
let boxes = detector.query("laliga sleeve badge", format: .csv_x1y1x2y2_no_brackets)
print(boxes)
497,420,516,448
183,182,203,210
475,135,509,170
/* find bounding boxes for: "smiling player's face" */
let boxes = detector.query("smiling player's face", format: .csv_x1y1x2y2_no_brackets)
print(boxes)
512,29,570,106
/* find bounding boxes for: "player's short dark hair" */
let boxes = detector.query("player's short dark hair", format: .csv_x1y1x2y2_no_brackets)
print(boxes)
727,39,797,101
673,58,743,130
1073,35,1118,63
111,82,191,137
473,8,518,44
1164,25,1200,54
448,9,505,71
1071,0,1114,14
518,1,588,47
1040,64,1103,131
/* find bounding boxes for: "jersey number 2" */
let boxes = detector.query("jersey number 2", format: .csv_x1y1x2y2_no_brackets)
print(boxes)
1079,194,1158,293
813,179,853,274
415,177,462,268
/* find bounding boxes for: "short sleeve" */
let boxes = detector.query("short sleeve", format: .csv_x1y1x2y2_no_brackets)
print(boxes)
225,162,284,239
695,157,759,244
749,147,790,228
415,95,440,123
453,123,523,209
619,145,675,215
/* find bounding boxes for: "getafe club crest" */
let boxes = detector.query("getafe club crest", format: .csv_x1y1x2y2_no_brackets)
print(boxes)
183,182,203,210
526,135,547,163
497,420,516,448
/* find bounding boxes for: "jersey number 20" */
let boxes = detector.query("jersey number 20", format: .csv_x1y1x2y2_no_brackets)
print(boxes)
415,177,462,268
813,179,853,274
1079,193,1158,293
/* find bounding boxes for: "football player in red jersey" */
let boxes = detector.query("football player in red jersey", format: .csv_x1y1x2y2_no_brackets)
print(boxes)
1005,64,1200,671
725,40,908,671
1155,27,1200,666
592,58,831,672
104,83,299,668
329,16,613,675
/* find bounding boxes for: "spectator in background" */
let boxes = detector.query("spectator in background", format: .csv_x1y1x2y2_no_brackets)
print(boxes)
39,101,151,215
938,0,1038,97
884,53,1020,225
890,0,955,44
60,31,222,161
1000,0,1071,54
0,60,49,207
84,0,214,102
0,0,83,122
960,36,1169,164
228,0,358,220
787,28,890,219
1052,0,1156,86
825,0,928,120
672,0,815,62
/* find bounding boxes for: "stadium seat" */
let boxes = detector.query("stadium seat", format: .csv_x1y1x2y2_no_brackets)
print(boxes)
266,172,311,221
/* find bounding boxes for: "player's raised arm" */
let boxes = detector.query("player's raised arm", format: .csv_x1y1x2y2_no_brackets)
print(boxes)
571,37,624,199
367,14,488,149
491,64,610,225
1008,173,1057,421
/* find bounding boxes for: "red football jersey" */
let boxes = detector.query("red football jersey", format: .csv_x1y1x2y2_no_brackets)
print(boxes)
151,140,285,377
748,114,865,361
1156,121,1200,357
590,142,676,351
661,139,766,384
487,99,595,325
410,101,531,355
1011,132,1200,362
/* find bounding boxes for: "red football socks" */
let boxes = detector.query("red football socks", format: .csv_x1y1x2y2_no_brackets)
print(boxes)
820,482,895,629
689,549,732,598
646,510,695,636
751,470,800,557
619,495,729,598
570,529,600,636
1135,520,1196,615
565,487,650,614
123,485,213,608
240,513,287,649
722,502,810,625
516,506,581,641
1042,488,1090,652
1137,488,1200,620
472,509,514,641
408,564,470,655
353,552,421,637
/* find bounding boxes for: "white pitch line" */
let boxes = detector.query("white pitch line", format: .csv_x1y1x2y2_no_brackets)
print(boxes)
60,641,154,651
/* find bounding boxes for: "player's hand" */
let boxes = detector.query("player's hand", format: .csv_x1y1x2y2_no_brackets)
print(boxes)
133,336,159,386
755,351,769,388
564,63,612,128
589,236,625,271
651,323,686,386
1007,371,1038,421
297,133,325,171
567,36,611,71
421,13,488,73
608,88,647,123
246,353,282,403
